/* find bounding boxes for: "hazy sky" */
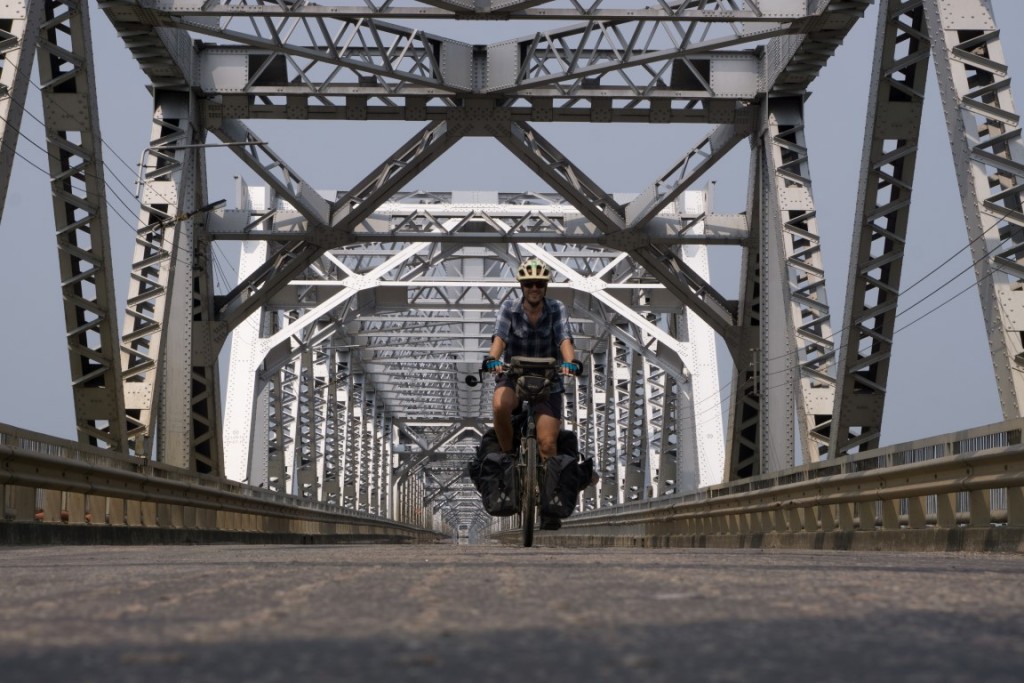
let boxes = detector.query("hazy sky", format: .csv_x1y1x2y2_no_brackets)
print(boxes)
2,1,1022,452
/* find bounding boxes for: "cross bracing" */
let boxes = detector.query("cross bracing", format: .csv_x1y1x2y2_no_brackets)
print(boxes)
1,0,1022,535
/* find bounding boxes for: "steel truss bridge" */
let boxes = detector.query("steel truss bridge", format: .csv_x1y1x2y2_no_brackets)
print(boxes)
1,0,1023,547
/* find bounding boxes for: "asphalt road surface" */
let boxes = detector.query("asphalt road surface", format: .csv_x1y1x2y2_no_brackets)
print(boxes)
1,542,1021,682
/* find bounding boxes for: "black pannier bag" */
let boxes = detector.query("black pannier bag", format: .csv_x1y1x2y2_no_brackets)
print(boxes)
466,431,520,516
541,436,596,520
468,424,595,519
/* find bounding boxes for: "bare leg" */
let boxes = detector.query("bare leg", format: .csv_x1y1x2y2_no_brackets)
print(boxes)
493,385,518,453
536,413,561,461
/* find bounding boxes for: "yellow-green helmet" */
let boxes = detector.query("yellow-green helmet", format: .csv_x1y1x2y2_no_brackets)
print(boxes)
515,258,551,282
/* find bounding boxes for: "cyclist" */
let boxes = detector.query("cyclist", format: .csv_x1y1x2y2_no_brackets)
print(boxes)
485,258,580,528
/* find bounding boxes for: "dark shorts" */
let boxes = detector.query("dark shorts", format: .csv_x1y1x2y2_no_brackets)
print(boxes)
497,375,564,420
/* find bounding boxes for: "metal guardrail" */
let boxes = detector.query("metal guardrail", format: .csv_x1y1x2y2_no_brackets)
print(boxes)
496,419,1024,551
0,423,439,543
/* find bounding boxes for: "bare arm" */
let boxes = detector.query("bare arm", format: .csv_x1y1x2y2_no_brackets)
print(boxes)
560,338,575,364
488,335,506,361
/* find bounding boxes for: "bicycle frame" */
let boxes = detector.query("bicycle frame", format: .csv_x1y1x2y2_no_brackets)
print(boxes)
506,356,560,548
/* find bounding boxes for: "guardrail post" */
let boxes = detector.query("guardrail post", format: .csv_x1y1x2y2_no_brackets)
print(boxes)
4,485,37,521
785,507,802,532
108,498,126,525
771,507,787,532
737,511,751,534
754,510,767,532
837,502,854,531
126,499,143,526
169,504,185,529
747,510,762,533
906,496,926,529
1009,486,1024,527
801,506,819,532
157,503,172,528
936,492,957,528
197,508,217,529
40,489,61,522
819,504,835,531
968,490,991,527
880,498,899,530
141,502,157,526
86,495,104,524
65,492,86,523
856,501,876,531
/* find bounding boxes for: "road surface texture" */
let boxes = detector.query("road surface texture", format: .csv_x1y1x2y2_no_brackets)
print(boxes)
1,542,1021,682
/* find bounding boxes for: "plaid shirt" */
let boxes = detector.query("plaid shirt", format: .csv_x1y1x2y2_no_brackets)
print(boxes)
493,296,573,391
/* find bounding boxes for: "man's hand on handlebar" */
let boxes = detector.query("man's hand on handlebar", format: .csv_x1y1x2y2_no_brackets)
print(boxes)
484,356,506,374
561,360,581,376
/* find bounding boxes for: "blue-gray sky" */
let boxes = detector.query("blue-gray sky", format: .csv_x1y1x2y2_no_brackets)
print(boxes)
2,1,1022,451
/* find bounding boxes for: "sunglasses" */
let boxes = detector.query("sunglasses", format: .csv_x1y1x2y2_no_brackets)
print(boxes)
521,281,547,289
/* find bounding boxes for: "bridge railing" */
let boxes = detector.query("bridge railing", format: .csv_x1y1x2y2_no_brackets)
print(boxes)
0,423,439,544
506,419,1024,551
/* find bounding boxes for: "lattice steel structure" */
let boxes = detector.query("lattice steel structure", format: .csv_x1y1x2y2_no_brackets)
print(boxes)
0,0,1022,532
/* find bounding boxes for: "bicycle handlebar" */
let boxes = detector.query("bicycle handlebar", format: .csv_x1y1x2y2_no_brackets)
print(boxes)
464,355,584,386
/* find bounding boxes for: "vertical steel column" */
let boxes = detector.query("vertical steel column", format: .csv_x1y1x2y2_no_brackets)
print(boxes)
623,346,648,501
636,326,663,499
341,362,357,509
119,89,197,458
311,346,330,500
352,373,368,511
587,350,607,510
762,96,837,466
608,336,631,504
321,348,341,505
381,415,394,518
280,351,301,496
222,198,270,481
266,362,288,492
366,390,380,515
727,154,765,479
35,0,126,450
924,0,1024,418
294,347,318,499
832,0,932,457
188,157,224,475
0,0,42,216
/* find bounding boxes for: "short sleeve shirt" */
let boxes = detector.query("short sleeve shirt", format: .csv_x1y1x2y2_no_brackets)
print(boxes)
493,296,573,361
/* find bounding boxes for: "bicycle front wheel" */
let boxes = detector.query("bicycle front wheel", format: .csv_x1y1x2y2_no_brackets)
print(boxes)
521,437,537,547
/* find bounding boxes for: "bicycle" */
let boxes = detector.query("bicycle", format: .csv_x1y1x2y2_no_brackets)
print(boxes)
467,355,577,547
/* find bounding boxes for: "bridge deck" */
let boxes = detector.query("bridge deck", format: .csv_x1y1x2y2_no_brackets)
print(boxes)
1,543,1021,682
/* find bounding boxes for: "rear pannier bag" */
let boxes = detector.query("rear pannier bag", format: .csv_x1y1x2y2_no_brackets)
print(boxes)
466,447,520,517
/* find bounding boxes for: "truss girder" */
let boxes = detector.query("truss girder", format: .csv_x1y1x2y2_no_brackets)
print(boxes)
35,0,128,450
494,119,743,351
98,0,194,89
340,358,357,508
580,352,604,510
124,1,786,102
726,150,762,480
215,119,462,329
207,201,749,246
762,96,836,464
609,336,632,505
831,0,931,457
923,0,1024,420
280,351,302,495
321,350,342,505
0,0,42,217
